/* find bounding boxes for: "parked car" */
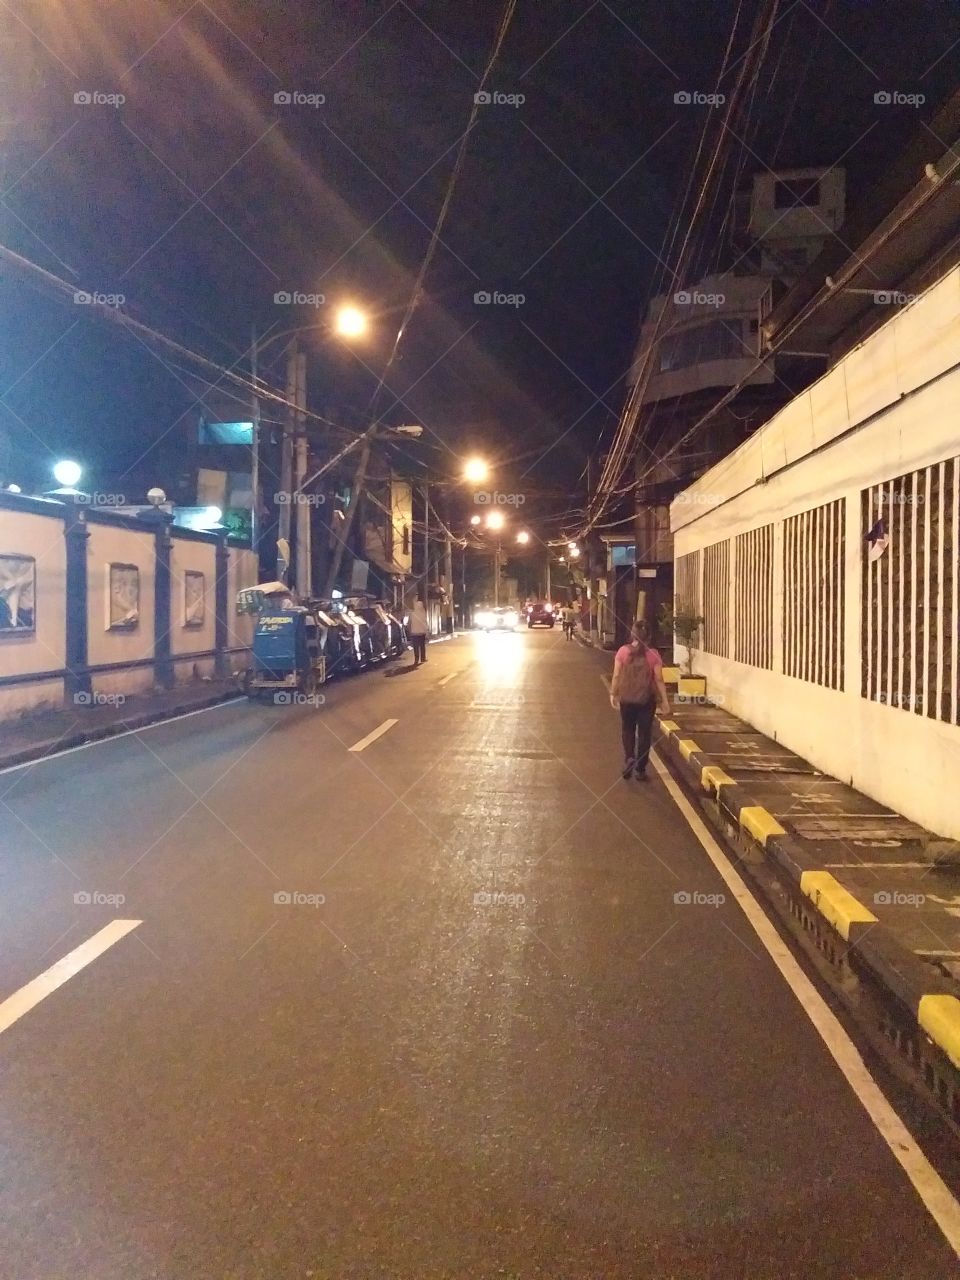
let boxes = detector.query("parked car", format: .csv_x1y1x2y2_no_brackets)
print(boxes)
526,601,555,628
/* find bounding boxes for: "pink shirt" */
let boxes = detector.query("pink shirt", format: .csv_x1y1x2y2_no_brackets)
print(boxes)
614,643,662,673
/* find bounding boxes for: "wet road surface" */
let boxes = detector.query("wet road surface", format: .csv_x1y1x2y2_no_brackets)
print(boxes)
1,629,959,1278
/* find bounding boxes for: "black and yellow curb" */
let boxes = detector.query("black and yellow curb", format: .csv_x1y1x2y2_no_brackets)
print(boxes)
654,709,960,1074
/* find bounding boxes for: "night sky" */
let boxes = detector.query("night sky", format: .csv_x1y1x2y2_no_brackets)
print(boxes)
1,0,957,520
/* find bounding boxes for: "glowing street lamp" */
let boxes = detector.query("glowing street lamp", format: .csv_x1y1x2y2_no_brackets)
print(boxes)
463,456,489,484
568,545,581,558
516,530,530,544
470,514,482,526
485,510,505,531
53,460,82,488
333,304,368,339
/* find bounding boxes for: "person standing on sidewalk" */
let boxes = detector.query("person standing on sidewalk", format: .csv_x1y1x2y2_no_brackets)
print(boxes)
609,621,671,780
407,597,429,667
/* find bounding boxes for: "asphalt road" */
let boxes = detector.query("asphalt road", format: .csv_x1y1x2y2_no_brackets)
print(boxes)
1,628,959,1279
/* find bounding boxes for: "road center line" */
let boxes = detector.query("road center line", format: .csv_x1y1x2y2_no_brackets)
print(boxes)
438,671,460,686
348,718,398,752
0,920,142,1037
652,751,960,1258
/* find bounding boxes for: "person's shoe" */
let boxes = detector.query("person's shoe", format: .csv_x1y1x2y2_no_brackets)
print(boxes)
622,758,635,780
635,766,648,781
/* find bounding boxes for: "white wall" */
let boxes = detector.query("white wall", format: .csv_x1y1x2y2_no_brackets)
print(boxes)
0,506,66,717
672,265,960,839
170,537,216,679
86,524,156,698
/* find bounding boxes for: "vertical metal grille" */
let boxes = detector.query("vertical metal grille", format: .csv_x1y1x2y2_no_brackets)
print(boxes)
734,525,773,668
862,458,959,722
675,549,701,616
783,499,844,688
702,539,730,657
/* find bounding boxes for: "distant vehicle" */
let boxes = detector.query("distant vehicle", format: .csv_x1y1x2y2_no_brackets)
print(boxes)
241,603,326,698
526,600,555,628
476,605,519,631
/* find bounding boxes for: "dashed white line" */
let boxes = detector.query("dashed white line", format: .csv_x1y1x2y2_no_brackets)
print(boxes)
348,718,398,752
0,920,142,1037
438,671,460,687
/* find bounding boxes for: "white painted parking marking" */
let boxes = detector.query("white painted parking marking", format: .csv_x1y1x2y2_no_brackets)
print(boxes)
348,719,398,752
0,920,142,1037
438,672,459,686
653,752,960,1258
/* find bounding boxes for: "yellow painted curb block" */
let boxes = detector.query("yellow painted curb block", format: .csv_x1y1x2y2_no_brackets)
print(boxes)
740,806,786,848
919,994,960,1070
661,666,682,684
678,676,707,697
678,739,701,761
657,720,680,734
799,870,878,941
701,765,736,794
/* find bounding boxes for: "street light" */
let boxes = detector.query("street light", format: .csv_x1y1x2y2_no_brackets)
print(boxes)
485,510,505,531
463,457,489,484
470,514,482,526
516,530,530,544
569,546,581,558
53,460,82,488
333,304,368,339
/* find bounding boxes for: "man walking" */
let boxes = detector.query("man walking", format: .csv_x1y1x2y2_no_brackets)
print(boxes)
407,597,429,667
609,621,671,780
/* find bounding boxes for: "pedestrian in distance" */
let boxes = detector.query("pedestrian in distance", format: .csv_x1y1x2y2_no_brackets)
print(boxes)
407,597,429,667
609,621,671,780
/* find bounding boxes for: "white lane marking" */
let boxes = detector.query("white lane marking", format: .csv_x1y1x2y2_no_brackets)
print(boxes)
652,752,960,1258
438,672,459,687
0,920,142,1037
0,698,245,778
348,718,398,752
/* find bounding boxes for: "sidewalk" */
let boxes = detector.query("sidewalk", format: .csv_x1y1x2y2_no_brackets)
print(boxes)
0,679,241,771
652,680,960,1075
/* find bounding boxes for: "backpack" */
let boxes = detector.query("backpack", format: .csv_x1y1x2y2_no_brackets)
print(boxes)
616,647,653,704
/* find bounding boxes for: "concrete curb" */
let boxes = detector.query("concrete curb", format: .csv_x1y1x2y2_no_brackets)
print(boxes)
654,712,960,1073
0,688,242,771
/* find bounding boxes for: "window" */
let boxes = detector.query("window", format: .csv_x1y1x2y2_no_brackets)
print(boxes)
184,570,205,628
107,563,139,630
774,178,820,209
0,553,36,632
658,320,747,373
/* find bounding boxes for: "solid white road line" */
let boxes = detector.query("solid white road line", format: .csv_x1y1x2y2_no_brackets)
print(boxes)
438,672,460,686
0,698,245,778
348,718,398,752
652,751,960,1258
0,920,142,1037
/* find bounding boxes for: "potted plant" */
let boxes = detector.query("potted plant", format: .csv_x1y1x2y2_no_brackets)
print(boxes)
657,602,707,699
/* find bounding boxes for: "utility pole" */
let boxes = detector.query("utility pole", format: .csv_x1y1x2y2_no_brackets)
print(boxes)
277,339,297,585
443,529,454,634
423,480,430,613
322,428,372,599
494,539,501,607
545,550,551,602
250,324,260,564
294,347,310,598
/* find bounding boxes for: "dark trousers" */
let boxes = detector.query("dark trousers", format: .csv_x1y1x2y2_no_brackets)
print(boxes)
411,635,427,664
619,699,655,770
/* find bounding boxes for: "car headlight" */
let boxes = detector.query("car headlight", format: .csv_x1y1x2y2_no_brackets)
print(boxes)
504,611,519,627
476,610,493,628
544,603,553,613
